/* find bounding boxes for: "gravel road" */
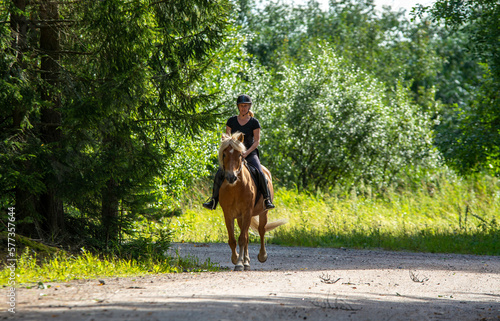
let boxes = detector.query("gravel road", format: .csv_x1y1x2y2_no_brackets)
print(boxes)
4,242,500,320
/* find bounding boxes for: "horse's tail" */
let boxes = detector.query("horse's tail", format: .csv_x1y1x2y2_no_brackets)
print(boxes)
250,216,287,233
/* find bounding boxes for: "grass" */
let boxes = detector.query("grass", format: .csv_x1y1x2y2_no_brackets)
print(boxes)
0,246,220,286
0,224,220,286
169,173,500,255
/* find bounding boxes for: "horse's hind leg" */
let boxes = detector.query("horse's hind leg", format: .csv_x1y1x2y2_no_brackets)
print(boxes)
225,217,238,265
258,212,268,263
242,243,250,271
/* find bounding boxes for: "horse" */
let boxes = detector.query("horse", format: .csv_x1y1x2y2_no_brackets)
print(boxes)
218,132,286,271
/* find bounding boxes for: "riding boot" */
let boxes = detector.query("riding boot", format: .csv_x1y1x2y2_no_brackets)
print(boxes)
203,169,224,210
258,171,276,210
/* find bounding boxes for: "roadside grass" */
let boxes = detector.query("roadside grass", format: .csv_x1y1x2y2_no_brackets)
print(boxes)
0,224,220,286
169,174,500,256
1,216,220,288
0,247,220,286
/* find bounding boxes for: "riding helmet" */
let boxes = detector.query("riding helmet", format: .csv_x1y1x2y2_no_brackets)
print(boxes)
236,94,252,105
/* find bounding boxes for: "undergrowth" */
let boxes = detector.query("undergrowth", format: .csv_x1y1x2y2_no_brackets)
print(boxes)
168,173,500,255
0,224,220,287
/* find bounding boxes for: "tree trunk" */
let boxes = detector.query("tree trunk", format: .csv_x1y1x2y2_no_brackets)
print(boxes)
38,0,64,237
11,0,27,129
101,179,120,247
11,0,39,237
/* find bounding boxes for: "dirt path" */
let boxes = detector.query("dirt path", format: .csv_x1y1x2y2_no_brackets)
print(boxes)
4,243,500,320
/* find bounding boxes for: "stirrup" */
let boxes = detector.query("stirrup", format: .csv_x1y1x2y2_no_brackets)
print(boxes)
264,198,275,210
203,198,217,210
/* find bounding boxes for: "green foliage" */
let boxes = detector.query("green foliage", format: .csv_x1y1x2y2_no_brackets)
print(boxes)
0,0,44,214
1,0,233,245
169,208,229,243
59,0,232,236
158,130,220,209
241,0,445,96
260,50,438,190
270,174,500,255
2,0,497,254
237,0,493,179
0,221,218,285
436,67,500,175
420,0,500,175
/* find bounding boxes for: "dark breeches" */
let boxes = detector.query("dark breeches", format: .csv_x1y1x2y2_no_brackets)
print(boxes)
245,152,263,175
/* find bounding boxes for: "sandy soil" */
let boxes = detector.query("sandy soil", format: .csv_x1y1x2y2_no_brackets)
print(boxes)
3,242,500,321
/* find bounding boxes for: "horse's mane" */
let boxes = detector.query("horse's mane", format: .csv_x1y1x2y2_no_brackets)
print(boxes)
218,132,247,169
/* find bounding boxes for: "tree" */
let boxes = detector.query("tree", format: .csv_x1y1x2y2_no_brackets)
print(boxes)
239,0,447,104
1,0,55,236
419,0,500,175
0,0,232,244
259,50,438,191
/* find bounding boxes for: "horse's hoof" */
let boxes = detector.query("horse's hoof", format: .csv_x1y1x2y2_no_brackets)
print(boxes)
244,264,251,271
258,253,268,263
234,264,244,271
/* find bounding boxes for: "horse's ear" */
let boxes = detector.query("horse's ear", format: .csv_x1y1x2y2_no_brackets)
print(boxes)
222,133,229,141
236,132,244,143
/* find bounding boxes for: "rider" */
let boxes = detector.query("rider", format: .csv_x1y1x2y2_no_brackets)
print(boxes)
203,94,276,210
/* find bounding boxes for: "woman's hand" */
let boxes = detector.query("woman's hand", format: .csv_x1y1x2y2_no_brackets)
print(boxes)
241,151,249,158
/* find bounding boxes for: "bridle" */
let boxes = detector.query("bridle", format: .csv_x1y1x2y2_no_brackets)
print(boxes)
234,156,246,176
223,153,245,177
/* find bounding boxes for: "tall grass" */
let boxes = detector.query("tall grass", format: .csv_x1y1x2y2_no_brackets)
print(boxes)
170,173,500,255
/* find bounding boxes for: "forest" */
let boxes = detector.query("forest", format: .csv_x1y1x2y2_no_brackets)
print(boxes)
1,0,499,266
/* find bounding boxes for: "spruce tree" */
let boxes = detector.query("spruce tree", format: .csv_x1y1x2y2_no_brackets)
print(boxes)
0,0,232,244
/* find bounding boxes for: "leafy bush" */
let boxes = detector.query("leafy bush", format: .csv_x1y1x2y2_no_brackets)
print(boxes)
259,50,439,191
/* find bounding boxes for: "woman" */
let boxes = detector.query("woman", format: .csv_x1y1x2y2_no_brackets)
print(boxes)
203,94,275,210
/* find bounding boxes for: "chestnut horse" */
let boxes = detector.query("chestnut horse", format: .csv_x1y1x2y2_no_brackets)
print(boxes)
218,132,286,271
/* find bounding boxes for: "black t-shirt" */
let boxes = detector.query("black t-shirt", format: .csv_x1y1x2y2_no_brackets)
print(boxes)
226,116,261,151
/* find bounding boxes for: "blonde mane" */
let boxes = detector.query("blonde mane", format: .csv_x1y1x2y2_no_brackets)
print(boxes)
218,132,247,169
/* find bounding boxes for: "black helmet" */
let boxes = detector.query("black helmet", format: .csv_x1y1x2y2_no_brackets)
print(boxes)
236,94,252,105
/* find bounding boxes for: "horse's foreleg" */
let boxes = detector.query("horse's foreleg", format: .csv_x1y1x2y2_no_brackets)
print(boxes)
258,212,268,263
225,217,238,265
235,216,251,271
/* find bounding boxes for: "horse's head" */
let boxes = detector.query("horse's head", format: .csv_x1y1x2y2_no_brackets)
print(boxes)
219,132,246,185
